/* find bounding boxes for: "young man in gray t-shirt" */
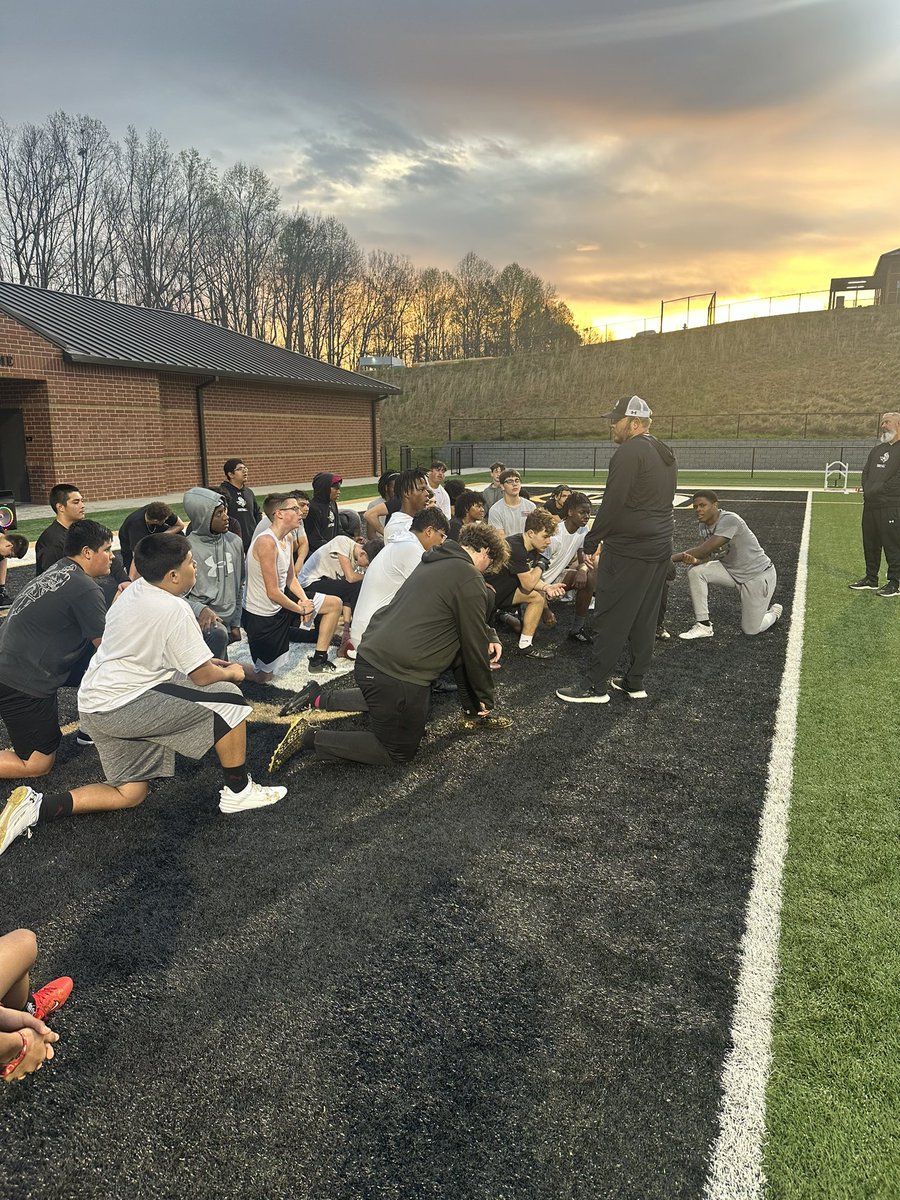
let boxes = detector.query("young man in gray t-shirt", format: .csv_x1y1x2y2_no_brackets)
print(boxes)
674,491,782,638
487,470,536,538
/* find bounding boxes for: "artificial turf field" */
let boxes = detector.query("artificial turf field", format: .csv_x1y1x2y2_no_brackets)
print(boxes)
0,490,889,1198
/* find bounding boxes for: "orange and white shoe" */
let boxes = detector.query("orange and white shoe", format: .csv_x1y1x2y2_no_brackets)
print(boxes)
31,976,73,1021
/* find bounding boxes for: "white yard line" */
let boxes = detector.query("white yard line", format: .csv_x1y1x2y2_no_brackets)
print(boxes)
702,489,813,1200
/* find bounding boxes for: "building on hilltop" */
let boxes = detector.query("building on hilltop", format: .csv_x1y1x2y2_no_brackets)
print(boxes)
829,247,900,310
0,282,400,502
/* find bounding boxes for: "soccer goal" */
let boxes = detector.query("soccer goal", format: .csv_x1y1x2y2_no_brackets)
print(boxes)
659,290,716,333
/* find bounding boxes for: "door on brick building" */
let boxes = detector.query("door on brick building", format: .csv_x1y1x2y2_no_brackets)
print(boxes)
0,409,29,502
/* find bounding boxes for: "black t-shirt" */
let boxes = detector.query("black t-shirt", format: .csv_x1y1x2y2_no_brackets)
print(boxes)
34,521,69,575
0,560,106,696
492,534,545,609
118,506,179,571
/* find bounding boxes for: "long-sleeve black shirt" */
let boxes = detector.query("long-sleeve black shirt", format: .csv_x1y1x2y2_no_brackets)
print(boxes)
584,434,677,560
861,439,900,507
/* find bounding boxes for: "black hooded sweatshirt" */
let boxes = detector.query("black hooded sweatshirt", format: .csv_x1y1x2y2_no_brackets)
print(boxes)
583,433,677,561
307,472,341,555
358,541,495,710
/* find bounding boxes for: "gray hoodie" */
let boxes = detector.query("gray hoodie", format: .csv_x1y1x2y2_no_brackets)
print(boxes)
183,487,246,626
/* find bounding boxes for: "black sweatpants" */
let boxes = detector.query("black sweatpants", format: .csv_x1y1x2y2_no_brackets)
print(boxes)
313,657,431,766
588,550,671,691
862,504,900,582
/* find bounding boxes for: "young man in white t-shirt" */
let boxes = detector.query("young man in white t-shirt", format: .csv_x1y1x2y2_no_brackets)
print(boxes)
542,492,597,644
244,493,342,680
0,536,286,856
426,461,451,520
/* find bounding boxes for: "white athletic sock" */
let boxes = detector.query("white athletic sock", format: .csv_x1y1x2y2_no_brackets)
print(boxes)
518,635,533,649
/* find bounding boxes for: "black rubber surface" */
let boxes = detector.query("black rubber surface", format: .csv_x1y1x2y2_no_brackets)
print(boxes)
0,492,805,1199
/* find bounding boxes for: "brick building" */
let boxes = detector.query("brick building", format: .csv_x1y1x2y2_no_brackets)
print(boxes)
0,282,400,503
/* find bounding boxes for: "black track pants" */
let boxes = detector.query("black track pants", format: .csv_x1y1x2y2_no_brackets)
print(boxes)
862,504,900,581
588,551,670,691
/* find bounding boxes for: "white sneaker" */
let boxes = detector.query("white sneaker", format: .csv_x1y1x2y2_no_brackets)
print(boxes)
679,623,714,640
770,604,783,622
219,776,287,815
0,786,42,855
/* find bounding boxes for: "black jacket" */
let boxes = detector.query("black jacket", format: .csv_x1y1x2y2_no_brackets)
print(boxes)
584,434,677,560
359,540,495,709
307,472,340,554
861,440,900,508
219,480,261,550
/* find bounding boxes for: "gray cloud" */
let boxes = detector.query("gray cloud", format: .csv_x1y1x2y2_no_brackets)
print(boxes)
2,0,898,321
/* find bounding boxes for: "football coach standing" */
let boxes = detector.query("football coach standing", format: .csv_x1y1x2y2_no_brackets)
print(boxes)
557,395,677,704
849,411,900,596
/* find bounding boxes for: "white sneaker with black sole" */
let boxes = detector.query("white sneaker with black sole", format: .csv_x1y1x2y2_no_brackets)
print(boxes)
219,777,287,815
679,623,714,640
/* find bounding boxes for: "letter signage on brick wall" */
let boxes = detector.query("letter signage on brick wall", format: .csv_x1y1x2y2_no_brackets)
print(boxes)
0,355,13,367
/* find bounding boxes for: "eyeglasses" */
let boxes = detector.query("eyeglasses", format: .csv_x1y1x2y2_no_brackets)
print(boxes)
280,505,301,513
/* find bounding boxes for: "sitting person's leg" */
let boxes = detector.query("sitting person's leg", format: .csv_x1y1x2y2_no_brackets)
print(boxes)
312,662,430,766
740,566,780,635
683,560,736,634
513,586,551,656
307,594,342,673
0,688,60,780
202,620,230,660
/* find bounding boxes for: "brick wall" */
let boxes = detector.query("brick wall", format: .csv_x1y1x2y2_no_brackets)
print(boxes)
0,312,384,501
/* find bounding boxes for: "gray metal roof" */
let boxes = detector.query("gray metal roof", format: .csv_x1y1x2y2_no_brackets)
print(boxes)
0,281,400,395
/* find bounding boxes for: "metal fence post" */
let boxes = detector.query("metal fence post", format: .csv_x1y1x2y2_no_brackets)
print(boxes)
736,413,742,438
750,446,756,479
803,413,809,438
592,446,597,477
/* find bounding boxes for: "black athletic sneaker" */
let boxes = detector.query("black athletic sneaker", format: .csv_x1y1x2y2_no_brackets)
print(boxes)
75,730,94,746
307,655,337,674
556,682,610,705
610,676,648,700
848,577,879,590
279,680,322,717
567,628,594,645
877,580,900,597
518,644,555,660
0,586,10,607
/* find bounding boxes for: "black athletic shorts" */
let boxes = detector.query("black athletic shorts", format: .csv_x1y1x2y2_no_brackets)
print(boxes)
0,682,62,759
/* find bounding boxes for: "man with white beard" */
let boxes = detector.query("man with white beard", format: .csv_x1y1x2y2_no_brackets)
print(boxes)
849,411,900,597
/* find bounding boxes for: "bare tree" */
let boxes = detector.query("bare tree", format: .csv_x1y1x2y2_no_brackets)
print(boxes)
0,118,70,287
214,163,280,336
50,112,120,297
175,148,219,318
116,126,188,308
454,251,498,358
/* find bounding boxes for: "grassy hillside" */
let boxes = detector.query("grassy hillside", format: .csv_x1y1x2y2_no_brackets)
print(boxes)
379,306,900,444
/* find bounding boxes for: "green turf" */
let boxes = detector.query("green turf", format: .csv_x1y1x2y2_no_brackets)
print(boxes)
764,491,900,1199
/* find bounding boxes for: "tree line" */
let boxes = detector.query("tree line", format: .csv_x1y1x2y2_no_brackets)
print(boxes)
0,113,587,367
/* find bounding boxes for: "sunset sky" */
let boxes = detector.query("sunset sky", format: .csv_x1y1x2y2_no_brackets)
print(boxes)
4,0,899,330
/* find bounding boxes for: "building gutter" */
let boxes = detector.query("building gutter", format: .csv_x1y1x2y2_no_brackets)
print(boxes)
195,376,217,487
